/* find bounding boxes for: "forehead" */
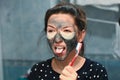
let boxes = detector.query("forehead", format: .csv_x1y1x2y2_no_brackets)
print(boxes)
48,13,75,24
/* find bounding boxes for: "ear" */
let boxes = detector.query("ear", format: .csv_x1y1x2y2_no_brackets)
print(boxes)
77,30,86,42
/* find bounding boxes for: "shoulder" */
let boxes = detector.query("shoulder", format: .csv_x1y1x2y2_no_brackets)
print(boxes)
86,58,105,69
30,58,52,72
27,58,52,79
34,58,51,68
85,58,107,73
77,58,108,79
85,58,108,79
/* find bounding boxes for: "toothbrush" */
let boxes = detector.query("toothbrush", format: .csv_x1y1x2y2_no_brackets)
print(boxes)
69,42,82,66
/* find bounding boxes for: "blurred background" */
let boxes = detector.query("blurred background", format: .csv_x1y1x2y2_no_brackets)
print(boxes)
0,0,120,80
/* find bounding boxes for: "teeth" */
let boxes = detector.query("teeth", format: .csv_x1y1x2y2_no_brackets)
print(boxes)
57,47,63,49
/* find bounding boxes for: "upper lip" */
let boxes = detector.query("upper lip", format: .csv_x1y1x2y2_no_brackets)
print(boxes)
53,44,65,49
54,46,65,49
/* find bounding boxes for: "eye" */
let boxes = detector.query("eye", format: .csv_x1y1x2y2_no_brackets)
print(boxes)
62,26,74,33
47,29,55,33
63,29,72,32
47,25,56,33
47,27,56,33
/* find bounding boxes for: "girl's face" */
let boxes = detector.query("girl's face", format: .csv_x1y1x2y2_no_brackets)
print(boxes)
47,13,78,61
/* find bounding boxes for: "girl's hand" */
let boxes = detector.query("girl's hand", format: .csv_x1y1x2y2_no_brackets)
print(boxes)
59,65,78,80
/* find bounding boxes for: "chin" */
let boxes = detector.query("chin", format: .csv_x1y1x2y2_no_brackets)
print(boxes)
54,54,67,61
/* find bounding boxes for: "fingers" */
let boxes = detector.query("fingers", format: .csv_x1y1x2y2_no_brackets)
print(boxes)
59,65,78,80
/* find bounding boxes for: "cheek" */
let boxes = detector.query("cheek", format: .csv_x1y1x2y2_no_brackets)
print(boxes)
47,39,54,50
47,38,54,45
64,36,77,54
60,32,75,40
47,32,56,39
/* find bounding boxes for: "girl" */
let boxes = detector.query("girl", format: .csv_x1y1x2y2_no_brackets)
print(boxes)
27,2,108,80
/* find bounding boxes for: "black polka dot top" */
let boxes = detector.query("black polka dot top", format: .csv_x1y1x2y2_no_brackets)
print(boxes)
27,58,108,80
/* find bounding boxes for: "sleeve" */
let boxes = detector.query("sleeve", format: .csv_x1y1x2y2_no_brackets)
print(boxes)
99,66,108,80
26,64,38,80
96,64,108,80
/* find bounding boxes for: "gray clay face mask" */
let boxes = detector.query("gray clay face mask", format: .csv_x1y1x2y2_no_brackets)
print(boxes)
47,19,78,60
47,19,76,40
47,32,77,61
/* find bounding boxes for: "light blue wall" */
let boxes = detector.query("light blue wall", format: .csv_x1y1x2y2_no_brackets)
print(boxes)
83,5,120,80
0,0,53,61
83,5,120,57
0,0,53,80
0,24,3,80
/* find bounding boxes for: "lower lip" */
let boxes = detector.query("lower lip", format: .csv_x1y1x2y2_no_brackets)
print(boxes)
54,49,66,56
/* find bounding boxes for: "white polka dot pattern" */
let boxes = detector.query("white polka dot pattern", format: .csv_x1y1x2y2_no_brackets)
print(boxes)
27,58,108,80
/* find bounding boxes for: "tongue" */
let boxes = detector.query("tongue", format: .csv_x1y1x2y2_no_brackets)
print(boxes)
56,48,63,54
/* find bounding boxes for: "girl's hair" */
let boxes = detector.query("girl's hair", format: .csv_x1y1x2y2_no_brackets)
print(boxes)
44,2,87,56
44,2,86,31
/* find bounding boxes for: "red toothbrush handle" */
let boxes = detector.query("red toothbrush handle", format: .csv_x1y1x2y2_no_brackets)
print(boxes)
69,54,78,66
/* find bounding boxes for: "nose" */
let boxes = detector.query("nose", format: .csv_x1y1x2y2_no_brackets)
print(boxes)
54,33,63,43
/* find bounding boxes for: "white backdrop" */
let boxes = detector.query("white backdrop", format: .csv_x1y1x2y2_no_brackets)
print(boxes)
76,0,120,5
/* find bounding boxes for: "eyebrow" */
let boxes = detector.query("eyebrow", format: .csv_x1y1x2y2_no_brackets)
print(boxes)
47,24,56,29
62,26,71,29
62,25,74,29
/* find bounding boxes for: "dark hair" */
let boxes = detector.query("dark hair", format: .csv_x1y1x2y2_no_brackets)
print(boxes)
44,2,86,31
44,2,87,56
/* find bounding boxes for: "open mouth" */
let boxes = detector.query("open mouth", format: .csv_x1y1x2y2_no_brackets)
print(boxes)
54,46,66,55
